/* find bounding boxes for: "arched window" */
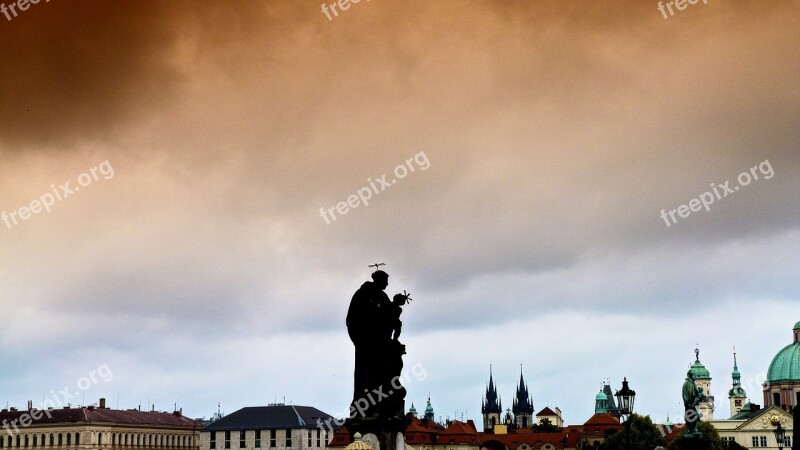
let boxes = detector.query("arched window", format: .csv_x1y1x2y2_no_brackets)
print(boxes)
49,434,54,446
32,436,37,447
23,435,29,448
15,436,20,448
75,434,80,446
125,435,129,447
98,433,102,446
66,435,71,446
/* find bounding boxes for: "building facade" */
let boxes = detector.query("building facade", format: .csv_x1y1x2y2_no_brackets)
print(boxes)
199,405,333,450
710,405,793,449
0,399,202,450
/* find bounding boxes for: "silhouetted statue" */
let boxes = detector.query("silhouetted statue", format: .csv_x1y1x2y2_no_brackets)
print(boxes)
682,370,707,439
346,265,409,430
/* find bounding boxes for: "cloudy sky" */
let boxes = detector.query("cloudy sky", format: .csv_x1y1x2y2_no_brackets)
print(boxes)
1,0,798,427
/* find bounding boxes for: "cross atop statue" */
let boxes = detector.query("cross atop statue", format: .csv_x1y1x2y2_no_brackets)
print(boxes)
368,262,386,271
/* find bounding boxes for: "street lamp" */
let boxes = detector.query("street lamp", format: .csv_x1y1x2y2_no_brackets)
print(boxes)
770,416,786,450
615,377,636,419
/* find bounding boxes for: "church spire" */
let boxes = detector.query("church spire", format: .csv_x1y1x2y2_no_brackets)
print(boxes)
512,364,533,428
483,365,501,413
512,364,533,415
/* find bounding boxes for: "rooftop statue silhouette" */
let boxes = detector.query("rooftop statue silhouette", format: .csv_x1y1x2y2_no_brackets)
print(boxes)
345,265,409,434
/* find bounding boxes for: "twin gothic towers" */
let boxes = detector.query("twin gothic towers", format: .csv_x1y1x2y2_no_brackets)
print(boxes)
481,366,534,431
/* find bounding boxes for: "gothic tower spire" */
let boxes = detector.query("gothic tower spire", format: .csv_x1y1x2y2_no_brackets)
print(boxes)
512,364,533,428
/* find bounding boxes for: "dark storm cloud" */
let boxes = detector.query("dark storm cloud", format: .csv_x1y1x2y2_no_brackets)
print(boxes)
0,0,307,151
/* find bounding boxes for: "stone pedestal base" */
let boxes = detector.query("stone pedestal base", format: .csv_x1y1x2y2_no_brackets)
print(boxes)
361,432,404,450
346,415,408,450
671,436,712,450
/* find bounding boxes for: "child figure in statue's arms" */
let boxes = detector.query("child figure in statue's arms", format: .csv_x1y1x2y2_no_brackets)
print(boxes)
390,291,412,341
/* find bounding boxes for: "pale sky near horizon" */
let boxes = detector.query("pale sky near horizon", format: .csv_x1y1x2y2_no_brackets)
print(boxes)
0,0,798,427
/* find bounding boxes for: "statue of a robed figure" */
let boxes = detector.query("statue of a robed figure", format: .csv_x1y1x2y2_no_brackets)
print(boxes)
345,264,411,450
682,370,708,439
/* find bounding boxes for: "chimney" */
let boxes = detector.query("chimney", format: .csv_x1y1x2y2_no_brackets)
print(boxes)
99,398,106,409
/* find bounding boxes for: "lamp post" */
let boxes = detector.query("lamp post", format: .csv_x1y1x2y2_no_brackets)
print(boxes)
613,378,636,450
771,416,786,450
614,377,636,421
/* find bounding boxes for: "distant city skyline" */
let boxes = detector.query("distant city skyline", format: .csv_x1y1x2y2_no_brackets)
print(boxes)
0,0,797,434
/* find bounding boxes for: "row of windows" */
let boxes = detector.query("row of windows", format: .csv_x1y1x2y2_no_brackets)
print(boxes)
750,435,791,447
108,433,194,448
208,430,323,449
0,433,194,449
0,433,80,448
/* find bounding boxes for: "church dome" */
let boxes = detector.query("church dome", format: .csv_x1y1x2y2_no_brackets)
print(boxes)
595,391,607,401
767,321,800,383
689,360,710,379
345,433,373,450
767,342,800,382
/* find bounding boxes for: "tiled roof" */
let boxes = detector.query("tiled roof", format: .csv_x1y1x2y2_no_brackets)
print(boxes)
203,406,334,431
535,407,557,417
327,427,351,447
0,408,202,429
478,431,576,449
583,413,619,427
435,421,480,445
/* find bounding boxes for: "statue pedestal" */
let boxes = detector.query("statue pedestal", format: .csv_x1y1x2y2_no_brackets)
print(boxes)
360,432,404,450
671,436,712,450
347,415,408,450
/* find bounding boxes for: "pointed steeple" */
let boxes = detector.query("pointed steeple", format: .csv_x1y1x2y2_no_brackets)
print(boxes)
482,365,501,414
732,347,741,385
512,364,533,415
424,394,434,421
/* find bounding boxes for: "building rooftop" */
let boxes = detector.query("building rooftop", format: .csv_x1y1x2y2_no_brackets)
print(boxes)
202,405,334,431
0,406,202,429
535,407,558,417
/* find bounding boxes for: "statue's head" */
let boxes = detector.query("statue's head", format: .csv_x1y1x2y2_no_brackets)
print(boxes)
371,270,389,289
